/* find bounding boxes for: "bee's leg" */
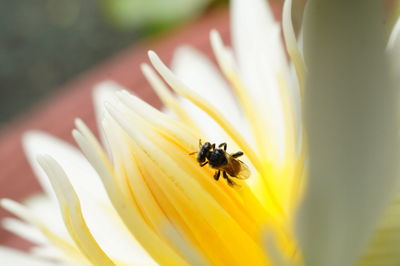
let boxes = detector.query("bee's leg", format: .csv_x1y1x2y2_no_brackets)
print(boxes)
214,170,220,181
223,171,236,186
218,143,227,151
231,151,244,158
211,143,216,151
222,171,229,180
200,161,208,167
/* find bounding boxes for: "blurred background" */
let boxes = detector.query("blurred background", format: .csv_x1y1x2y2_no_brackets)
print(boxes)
0,0,345,128
0,0,320,127
0,0,226,126
1,0,398,126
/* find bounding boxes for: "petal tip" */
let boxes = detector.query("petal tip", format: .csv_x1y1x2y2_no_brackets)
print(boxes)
21,131,54,159
22,130,47,146
0,198,8,208
140,63,150,72
148,50,157,60
209,29,220,40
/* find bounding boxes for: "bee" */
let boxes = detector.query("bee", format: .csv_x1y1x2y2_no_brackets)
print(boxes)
190,140,250,186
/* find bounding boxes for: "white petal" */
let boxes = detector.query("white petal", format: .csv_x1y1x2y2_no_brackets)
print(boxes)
78,198,157,265
3,218,47,245
73,121,184,264
141,63,189,122
37,155,126,265
24,131,155,264
149,51,262,172
92,81,125,153
1,197,74,249
171,46,247,144
93,81,124,124
30,246,69,262
0,247,61,266
296,2,399,265
387,17,400,51
282,0,296,56
283,0,306,92
22,131,108,203
387,17,400,77
22,193,68,240
231,0,291,162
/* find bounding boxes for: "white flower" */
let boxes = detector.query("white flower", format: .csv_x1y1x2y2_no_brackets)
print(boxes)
2,0,400,265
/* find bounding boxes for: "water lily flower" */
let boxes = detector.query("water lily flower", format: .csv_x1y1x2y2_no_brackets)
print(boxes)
2,0,400,265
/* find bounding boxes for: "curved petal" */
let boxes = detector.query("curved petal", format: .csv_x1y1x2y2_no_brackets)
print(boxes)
3,217,47,245
231,0,291,163
30,246,69,262
283,0,306,91
37,155,115,265
0,247,59,266
387,16,400,51
0,198,84,263
296,2,399,265
93,81,124,153
22,131,108,203
73,120,187,265
148,51,262,174
387,16,400,78
22,194,68,240
105,97,268,265
171,46,250,144
23,131,156,265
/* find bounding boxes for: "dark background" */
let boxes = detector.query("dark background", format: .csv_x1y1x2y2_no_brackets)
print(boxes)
0,0,143,125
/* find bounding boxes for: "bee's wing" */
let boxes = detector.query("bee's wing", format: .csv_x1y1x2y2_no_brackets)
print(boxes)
235,160,251,180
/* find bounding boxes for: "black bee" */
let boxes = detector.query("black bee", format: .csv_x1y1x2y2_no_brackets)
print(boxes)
190,140,250,186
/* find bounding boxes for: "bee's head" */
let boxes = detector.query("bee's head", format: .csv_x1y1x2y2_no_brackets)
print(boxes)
197,142,212,163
